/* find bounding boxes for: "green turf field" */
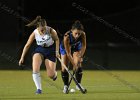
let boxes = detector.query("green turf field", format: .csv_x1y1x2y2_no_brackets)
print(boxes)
0,70,140,100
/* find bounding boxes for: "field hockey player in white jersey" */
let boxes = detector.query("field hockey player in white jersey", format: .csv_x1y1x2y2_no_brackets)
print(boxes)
19,16,60,94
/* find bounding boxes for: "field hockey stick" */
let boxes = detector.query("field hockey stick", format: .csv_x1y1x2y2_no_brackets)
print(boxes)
67,61,81,93
57,57,87,94
66,70,76,93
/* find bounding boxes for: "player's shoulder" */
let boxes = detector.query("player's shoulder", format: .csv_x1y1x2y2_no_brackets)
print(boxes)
81,31,86,35
80,31,86,38
33,28,38,34
64,31,70,41
47,26,52,31
64,30,71,37
48,26,57,34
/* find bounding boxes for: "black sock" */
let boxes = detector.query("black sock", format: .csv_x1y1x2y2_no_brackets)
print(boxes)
75,67,83,83
61,70,69,86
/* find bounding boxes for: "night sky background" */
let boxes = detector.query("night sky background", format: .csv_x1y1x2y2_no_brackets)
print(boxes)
0,0,140,69
0,0,140,44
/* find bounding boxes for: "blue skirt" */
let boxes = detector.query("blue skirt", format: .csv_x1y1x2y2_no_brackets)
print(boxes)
32,43,56,62
60,42,82,55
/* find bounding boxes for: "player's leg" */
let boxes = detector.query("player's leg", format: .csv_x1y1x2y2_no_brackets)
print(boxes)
73,51,82,82
60,44,70,93
61,54,69,93
32,53,43,94
45,59,57,81
73,51,85,90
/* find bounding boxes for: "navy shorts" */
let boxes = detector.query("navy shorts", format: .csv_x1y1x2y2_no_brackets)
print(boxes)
60,42,82,55
32,43,56,62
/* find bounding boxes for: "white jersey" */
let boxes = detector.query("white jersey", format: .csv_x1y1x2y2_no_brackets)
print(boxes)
33,26,54,47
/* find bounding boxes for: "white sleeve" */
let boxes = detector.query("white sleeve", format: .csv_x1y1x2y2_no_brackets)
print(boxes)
33,29,37,40
33,29,37,34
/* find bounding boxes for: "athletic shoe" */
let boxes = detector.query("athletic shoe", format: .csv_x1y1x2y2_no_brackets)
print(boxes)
35,89,42,94
76,83,85,91
53,72,57,81
63,85,69,94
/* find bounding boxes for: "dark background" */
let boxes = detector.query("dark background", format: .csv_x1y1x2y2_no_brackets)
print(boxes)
0,0,140,70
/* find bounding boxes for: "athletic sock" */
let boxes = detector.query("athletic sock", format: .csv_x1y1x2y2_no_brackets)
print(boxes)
75,67,83,83
32,72,42,90
61,70,69,86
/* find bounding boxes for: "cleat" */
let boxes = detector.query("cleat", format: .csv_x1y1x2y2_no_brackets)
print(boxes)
35,89,42,94
63,85,69,94
53,76,57,81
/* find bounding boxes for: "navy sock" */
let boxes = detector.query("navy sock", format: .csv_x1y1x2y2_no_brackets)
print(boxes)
75,67,83,83
61,70,69,86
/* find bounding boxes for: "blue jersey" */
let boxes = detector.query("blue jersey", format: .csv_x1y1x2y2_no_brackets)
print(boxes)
60,31,82,55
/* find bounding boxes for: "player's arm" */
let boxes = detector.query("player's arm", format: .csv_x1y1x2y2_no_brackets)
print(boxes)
64,35,75,66
50,28,60,56
80,32,86,57
19,32,35,65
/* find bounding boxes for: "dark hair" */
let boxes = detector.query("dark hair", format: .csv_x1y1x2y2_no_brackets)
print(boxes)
26,16,47,27
72,20,84,30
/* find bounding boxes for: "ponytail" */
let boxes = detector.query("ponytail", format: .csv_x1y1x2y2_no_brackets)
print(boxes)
26,16,42,27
